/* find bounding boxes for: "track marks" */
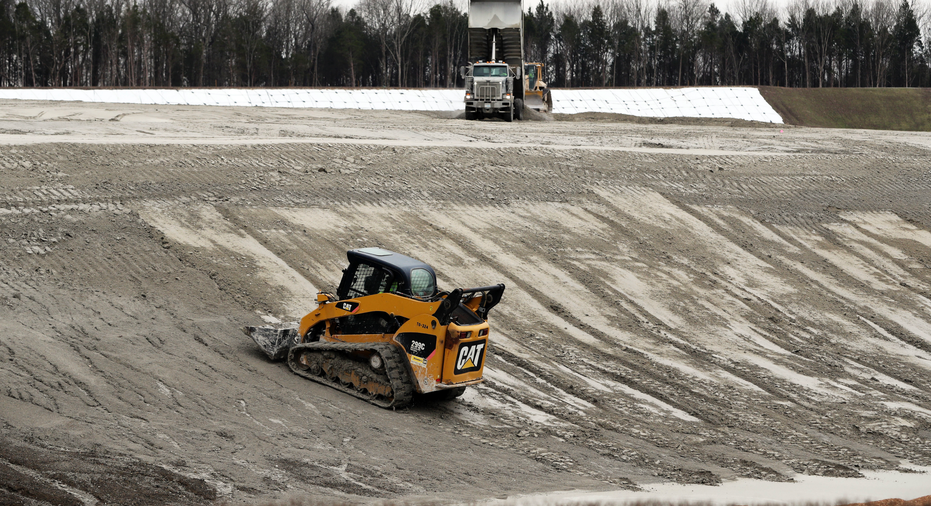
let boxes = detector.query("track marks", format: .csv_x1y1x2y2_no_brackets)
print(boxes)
3,109,931,500
136,202,318,316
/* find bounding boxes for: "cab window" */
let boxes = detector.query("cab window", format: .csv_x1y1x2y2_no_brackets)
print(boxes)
525,65,536,84
346,264,392,298
410,268,436,297
474,66,506,77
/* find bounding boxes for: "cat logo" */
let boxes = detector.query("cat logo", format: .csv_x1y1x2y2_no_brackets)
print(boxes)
454,339,486,375
336,301,360,313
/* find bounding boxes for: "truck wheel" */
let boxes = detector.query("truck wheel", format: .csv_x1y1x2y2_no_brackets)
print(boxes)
505,105,514,122
464,110,474,120
515,99,524,120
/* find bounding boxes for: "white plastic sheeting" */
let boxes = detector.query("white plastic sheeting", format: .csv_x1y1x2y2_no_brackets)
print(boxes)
0,87,783,123
550,87,783,123
0,88,464,111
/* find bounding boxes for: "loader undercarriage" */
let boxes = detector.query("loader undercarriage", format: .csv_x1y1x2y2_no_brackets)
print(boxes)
288,341,415,409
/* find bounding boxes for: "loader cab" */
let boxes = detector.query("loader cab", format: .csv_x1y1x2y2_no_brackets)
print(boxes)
524,63,546,91
524,64,537,89
337,247,438,300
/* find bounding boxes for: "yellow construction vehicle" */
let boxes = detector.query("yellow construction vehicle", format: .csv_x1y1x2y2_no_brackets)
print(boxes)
523,62,553,113
245,248,505,409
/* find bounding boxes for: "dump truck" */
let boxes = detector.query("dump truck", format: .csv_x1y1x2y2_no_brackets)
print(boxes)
462,0,552,120
244,248,505,409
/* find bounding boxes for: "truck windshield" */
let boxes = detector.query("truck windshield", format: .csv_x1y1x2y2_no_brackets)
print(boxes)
474,66,508,77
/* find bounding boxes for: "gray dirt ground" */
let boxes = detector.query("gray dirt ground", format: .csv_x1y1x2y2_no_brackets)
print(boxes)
1,101,931,505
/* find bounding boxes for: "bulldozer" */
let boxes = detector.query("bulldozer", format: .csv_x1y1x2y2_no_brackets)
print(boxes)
523,62,553,113
244,247,505,409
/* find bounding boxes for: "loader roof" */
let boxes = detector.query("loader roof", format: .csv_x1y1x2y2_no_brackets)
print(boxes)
348,247,432,272
341,248,438,299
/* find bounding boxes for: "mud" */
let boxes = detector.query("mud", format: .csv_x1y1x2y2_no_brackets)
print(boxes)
1,100,931,504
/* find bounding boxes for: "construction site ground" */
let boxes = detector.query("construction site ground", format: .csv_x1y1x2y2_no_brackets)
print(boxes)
1,101,931,505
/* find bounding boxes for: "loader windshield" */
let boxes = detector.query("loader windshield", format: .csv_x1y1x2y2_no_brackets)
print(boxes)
410,268,436,298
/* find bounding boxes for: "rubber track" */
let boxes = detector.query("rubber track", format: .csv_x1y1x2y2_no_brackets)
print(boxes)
286,341,414,409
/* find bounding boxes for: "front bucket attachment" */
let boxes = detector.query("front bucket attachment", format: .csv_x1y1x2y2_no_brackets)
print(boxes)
244,323,298,361
524,90,553,113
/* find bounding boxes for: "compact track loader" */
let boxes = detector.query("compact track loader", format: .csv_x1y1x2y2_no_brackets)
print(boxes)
244,248,505,409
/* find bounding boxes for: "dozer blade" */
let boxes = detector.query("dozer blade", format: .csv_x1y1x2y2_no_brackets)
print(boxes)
524,94,550,113
243,324,298,361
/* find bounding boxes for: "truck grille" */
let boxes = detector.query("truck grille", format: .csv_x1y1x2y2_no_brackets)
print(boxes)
476,83,501,100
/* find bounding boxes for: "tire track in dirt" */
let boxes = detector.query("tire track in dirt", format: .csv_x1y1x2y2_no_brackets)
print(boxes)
255,196,924,484
3,106,931,503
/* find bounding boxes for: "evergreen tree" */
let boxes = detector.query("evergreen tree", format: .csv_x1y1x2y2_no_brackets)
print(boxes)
892,0,922,86
0,0,927,90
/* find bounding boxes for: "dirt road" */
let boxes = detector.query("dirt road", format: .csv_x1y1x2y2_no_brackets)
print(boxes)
1,101,930,505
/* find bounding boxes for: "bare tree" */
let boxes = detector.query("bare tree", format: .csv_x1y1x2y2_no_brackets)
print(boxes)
734,0,775,24
811,0,838,86
387,0,424,87
786,0,812,86
234,0,267,85
359,0,391,85
30,0,76,85
178,0,227,85
441,0,467,87
551,2,586,87
298,0,331,86
601,0,624,85
7,0,931,89
672,0,707,85
868,0,895,86
144,0,183,85
267,0,299,85
621,0,655,86
359,0,424,86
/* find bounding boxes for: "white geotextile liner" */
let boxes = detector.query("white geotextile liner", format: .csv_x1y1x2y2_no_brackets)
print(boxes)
0,87,782,123
550,87,783,123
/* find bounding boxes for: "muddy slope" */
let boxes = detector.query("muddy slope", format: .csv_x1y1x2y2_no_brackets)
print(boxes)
1,102,931,504
759,87,931,131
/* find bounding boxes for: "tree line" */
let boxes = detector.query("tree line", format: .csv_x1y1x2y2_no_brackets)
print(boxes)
1,0,929,89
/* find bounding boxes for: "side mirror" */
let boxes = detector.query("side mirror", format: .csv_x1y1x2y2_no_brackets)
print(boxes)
459,66,467,79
